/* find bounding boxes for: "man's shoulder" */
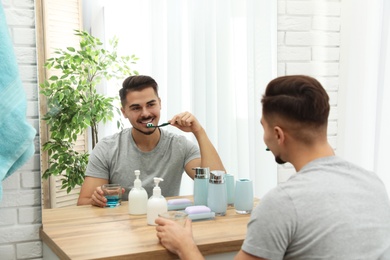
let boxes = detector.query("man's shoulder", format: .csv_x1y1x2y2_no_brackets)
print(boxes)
160,129,190,141
159,130,198,152
260,185,291,205
98,128,132,146
301,155,377,180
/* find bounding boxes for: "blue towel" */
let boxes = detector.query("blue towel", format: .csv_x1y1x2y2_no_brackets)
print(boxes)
0,4,36,201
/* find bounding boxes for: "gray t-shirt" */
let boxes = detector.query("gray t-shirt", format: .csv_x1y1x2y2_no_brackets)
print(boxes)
242,156,390,260
86,128,200,199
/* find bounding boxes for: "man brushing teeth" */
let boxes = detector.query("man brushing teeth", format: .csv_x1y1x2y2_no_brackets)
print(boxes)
77,75,226,207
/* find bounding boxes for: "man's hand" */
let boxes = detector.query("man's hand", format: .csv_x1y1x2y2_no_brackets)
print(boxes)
169,111,203,134
91,185,107,207
91,186,125,208
155,217,204,260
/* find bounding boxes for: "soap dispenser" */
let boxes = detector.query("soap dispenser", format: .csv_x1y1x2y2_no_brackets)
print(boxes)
147,177,167,225
128,170,148,215
193,167,209,205
207,170,227,216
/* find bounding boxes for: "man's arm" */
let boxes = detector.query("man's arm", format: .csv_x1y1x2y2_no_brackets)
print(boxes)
170,112,226,178
234,250,268,260
155,218,266,260
77,176,108,207
193,127,225,171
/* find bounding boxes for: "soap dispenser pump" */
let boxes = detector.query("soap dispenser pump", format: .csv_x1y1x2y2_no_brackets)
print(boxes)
128,170,148,215
147,177,167,225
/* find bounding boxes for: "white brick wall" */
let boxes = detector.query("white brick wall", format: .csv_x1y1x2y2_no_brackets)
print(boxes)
0,0,41,259
277,0,341,182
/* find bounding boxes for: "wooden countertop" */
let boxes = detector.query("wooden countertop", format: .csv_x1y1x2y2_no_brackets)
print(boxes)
40,196,258,260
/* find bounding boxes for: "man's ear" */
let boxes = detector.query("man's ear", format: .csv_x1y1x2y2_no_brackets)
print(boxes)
274,126,285,145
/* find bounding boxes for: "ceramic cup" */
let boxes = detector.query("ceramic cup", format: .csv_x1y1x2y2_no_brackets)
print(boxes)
234,178,253,214
101,184,122,208
225,174,235,206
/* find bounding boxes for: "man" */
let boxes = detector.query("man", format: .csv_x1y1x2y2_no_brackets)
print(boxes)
155,75,390,259
77,75,225,207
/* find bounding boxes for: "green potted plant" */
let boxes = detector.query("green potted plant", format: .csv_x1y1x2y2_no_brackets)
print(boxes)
40,30,138,193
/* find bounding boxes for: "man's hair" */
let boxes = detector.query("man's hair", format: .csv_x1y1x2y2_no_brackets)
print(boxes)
261,75,330,142
119,75,159,106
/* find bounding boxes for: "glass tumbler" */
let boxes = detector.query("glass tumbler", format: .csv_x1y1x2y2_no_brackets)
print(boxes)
101,184,122,208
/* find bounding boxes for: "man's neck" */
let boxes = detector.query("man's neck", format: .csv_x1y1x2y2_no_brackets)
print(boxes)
131,128,161,152
289,142,335,172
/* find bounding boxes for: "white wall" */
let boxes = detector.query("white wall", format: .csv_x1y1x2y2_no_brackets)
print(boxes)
0,0,348,259
0,0,42,259
337,0,390,195
277,0,341,181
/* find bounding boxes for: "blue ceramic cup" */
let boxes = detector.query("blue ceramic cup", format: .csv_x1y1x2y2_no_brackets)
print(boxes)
234,178,253,214
225,174,235,206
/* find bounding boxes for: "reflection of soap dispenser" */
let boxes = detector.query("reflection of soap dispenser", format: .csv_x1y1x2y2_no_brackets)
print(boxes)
207,170,227,216
147,178,167,225
128,170,148,215
193,167,209,205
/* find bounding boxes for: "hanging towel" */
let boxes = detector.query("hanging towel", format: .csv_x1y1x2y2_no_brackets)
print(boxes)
0,4,36,201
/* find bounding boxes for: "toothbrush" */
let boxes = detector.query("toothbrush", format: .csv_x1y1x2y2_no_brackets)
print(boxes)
146,122,171,128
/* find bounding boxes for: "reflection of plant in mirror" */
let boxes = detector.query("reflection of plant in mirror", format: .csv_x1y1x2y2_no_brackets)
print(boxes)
40,30,138,193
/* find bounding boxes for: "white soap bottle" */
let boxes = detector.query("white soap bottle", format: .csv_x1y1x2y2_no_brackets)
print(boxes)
128,170,148,215
147,177,167,225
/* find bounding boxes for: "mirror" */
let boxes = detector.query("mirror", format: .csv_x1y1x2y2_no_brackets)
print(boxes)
38,0,277,210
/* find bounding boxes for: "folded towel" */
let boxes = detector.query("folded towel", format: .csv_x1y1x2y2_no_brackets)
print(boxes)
0,4,36,201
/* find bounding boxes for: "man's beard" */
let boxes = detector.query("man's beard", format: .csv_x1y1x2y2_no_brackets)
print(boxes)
275,156,287,165
133,126,157,135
